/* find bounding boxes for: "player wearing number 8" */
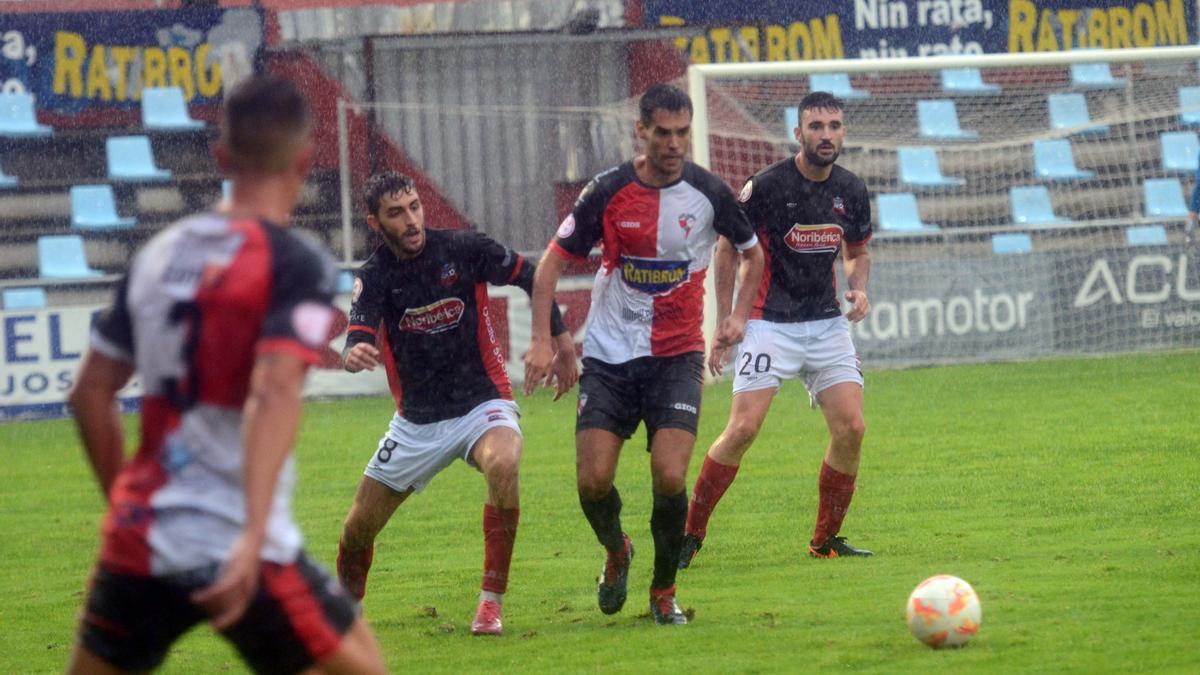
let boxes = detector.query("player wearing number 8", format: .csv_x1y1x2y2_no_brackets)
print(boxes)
335,171,576,636
679,91,875,569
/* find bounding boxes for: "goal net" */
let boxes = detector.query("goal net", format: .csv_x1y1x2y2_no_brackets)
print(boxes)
688,46,1200,367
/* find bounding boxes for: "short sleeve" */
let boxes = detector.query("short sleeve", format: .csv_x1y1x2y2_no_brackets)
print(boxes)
714,179,758,251
552,173,609,260
469,232,525,286
346,256,384,347
90,274,134,363
846,181,873,244
259,230,338,363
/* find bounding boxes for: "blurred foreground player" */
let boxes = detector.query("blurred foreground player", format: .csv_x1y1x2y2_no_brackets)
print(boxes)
66,76,387,674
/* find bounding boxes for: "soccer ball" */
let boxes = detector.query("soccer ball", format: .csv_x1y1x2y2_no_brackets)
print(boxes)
905,575,982,648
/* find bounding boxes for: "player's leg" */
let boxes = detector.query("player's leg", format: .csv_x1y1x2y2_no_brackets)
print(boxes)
643,352,704,624
680,387,775,568
338,477,413,599
646,427,695,625
683,319,791,568
575,357,640,615
308,619,387,675
805,317,870,558
226,554,385,675
467,413,523,636
70,565,208,674
339,410,464,599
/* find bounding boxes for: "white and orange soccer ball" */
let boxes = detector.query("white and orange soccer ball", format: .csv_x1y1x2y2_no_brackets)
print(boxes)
905,575,982,648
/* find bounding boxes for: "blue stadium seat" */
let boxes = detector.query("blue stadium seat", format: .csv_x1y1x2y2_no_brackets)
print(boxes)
1033,139,1094,181
106,135,171,182
70,185,137,229
141,86,204,130
338,270,355,294
222,179,233,202
1143,178,1188,219
2,287,47,310
0,92,52,137
1160,131,1199,173
877,193,938,231
897,147,964,188
1179,86,1200,127
1047,93,1107,134
940,68,1000,94
917,100,978,141
809,73,869,100
992,233,1033,255
784,106,799,138
1070,62,1126,89
1010,186,1069,226
38,235,102,278
0,160,16,189
1125,225,1169,247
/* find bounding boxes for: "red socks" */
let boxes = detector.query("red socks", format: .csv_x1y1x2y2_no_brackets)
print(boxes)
481,504,519,594
812,461,856,546
685,455,741,539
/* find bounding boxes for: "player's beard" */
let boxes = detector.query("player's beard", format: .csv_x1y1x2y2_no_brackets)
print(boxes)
383,227,424,258
803,142,840,168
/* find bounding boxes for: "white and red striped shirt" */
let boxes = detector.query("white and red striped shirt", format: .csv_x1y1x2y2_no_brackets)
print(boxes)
552,161,757,363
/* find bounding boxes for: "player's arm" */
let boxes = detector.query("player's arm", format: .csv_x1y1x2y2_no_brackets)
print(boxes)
523,246,568,395
69,350,135,499
842,241,871,322
711,176,764,360
342,268,382,373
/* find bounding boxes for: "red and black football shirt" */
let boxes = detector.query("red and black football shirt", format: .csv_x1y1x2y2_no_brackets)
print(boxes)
739,157,872,323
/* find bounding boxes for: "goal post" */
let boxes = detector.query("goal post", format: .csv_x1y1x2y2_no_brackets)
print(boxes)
689,44,1200,368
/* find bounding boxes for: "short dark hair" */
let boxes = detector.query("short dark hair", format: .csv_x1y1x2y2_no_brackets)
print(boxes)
363,171,416,217
799,90,845,114
639,83,693,126
220,75,311,174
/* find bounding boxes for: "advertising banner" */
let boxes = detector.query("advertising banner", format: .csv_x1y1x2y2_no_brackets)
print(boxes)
642,0,1193,62
850,253,1057,365
0,7,263,114
1051,246,1200,352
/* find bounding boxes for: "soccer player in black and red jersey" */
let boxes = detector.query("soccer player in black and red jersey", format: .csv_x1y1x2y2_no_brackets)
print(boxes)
335,171,576,636
66,76,386,674
524,84,764,624
679,91,875,568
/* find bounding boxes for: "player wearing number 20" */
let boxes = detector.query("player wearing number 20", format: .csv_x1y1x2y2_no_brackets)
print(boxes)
335,171,576,637
680,91,876,568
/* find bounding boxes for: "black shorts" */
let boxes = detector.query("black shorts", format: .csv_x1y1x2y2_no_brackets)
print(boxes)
576,352,704,441
79,552,357,674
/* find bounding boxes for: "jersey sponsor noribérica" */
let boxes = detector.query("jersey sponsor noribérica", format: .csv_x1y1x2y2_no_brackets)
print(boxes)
552,160,758,363
740,158,871,323
346,229,565,424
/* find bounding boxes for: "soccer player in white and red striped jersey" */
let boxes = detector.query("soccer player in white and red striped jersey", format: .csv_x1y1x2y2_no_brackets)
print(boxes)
679,91,874,568
66,76,386,675
335,171,577,636
524,84,764,625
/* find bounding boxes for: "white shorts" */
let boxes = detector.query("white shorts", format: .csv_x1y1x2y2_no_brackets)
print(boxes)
731,317,863,407
363,399,522,493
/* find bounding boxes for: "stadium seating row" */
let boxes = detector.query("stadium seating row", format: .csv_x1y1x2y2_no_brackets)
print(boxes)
0,87,203,138
811,62,1128,101
878,179,1189,232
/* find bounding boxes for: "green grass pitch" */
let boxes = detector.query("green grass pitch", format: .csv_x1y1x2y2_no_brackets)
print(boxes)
1,351,1198,673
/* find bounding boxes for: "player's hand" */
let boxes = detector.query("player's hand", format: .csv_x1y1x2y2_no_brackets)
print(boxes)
522,337,555,396
191,533,261,630
344,343,380,372
713,315,746,350
707,344,731,377
844,290,870,322
549,333,579,401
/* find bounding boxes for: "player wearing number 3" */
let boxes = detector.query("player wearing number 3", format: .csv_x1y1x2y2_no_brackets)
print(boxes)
335,172,576,636
679,91,875,568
